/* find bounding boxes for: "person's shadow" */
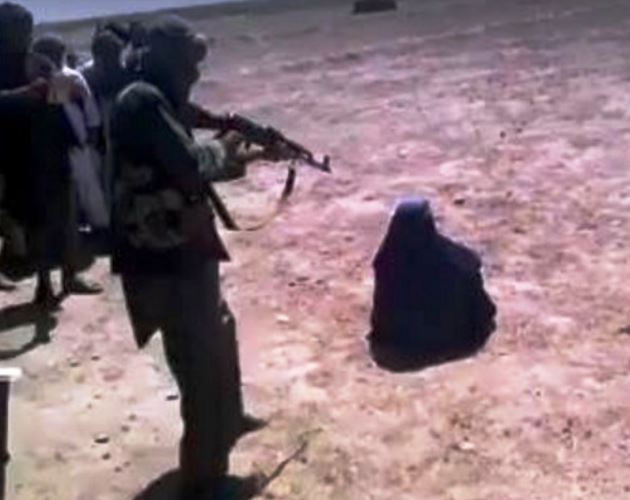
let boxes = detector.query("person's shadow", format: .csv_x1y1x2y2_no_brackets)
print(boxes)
134,424,315,499
0,302,58,360
133,470,263,500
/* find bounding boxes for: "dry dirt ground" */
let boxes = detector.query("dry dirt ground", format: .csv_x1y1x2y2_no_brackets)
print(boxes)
2,0,630,498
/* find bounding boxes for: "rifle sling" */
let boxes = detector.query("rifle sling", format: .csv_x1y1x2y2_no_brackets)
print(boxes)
206,165,297,232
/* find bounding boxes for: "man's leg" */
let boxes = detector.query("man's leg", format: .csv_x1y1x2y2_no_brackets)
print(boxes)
0,214,22,291
163,262,231,496
123,268,234,497
161,326,227,497
218,301,266,437
34,269,54,306
60,179,101,295
28,224,55,308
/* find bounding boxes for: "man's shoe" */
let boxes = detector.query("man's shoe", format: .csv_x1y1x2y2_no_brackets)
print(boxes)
62,276,103,295
213,473,268,500
239,414,267,436
0,274,16,291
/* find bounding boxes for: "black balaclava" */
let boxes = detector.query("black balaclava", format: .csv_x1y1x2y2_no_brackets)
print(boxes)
142,15,207,109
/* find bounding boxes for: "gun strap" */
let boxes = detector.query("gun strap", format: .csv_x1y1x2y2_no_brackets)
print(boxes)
205,184,239,231
207,164,297,232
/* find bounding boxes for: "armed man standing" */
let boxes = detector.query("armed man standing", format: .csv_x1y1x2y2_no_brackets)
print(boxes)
110,16,272,499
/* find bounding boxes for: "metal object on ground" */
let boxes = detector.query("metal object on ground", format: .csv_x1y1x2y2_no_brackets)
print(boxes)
353,0,398,14
0,368,21,500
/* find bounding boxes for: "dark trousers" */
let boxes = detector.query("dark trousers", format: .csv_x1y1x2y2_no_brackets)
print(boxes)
122,261,244,489
30,179,80,278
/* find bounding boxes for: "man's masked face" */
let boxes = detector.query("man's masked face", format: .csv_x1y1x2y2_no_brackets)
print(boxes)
149,41,205,103
175,50,202,88
175,36,207,87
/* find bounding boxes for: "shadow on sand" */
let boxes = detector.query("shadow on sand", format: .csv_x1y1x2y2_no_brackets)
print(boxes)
133,435,316,500
133,470,263,500
0,301,58,360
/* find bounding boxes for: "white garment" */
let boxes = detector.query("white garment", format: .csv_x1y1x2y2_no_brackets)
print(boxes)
64,67,101,130
49,67,110,228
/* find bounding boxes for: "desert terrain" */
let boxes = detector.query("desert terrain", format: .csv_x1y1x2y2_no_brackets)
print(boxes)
2,0,630,498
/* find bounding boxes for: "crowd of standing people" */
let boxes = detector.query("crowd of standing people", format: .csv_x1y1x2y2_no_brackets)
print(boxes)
0,2,145,307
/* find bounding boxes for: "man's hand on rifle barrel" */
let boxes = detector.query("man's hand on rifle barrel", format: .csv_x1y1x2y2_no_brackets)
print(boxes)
216,131,247,178
222,131,293,163
216,131,283,180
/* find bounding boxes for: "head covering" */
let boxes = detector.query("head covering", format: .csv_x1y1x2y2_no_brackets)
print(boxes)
32,33,67,69
91,28,124,60
0,2,33,53
145,15,207,65
100,20,132,44
129,21,148,48
373,197,438,270
374,196,481,272
0,2,34,88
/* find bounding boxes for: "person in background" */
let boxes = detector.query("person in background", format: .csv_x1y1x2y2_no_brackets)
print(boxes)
32,34,110,231
0,2,75,304
95,20,149,74
0,2,44,291
29,34,106,298
124,21,149,73
81,27,132,115
21,52,98,306
81,28,133,211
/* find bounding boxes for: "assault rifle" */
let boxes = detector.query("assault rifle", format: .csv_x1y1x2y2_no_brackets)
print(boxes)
190,106,331,173
187,105,331,231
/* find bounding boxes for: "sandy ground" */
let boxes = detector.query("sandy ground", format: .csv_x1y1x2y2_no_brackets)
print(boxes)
3,0,630,498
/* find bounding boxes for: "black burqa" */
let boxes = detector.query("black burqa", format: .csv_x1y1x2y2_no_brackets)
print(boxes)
368,198,496,371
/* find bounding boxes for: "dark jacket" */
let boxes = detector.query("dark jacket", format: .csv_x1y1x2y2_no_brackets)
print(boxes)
111,80,235,275
0,55,76,227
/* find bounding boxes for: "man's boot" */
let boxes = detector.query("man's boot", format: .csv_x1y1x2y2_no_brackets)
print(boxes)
62,273,103,295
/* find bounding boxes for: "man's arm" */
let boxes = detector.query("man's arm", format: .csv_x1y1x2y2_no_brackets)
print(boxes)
0,79,49,114
0,81,76,148
141,97,249,193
